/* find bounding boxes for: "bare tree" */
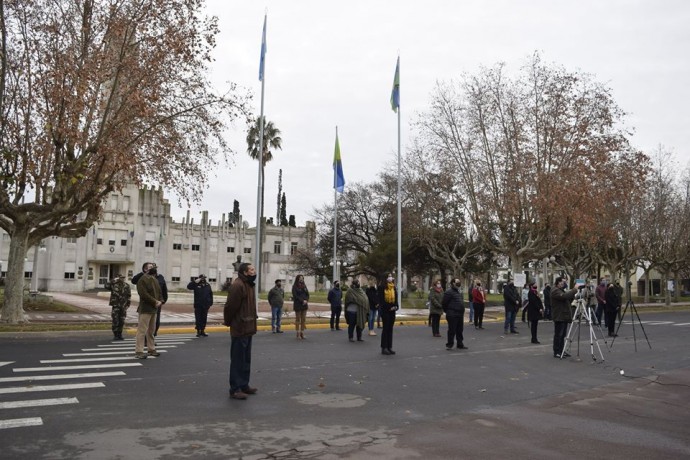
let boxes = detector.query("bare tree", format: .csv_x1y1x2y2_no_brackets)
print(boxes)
414,53,642,273
0,0,249,322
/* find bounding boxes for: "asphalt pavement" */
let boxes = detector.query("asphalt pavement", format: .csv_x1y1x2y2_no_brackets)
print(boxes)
0,309,689,459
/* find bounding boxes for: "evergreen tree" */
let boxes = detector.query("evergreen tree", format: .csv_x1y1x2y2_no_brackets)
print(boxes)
232,200,240,226
280,193,288,226
289,215,296,227
277,169,282,222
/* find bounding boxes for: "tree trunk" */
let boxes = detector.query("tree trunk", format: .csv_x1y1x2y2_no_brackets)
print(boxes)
1,228,29,323
643,269,651,303
673,271,680,302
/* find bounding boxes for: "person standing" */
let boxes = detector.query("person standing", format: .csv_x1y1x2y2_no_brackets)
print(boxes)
468,286,474,325
604,283,619,337
134,266,163,359
613,281,624,321
187,274,213,337
503,279,520,334
132,262,168,336
526,281,544,344
428,280,444,337
292,275,309,340
366,284,379,336
107,274,130,341
595,278,607,326
223,263,258,400
267,279,285,333
550,277,579,358
343,279,370,342
378,274,399,355
521,283,529,322
328,281,343,331
442,277,468,350
543,283,552,320
472,281,486,330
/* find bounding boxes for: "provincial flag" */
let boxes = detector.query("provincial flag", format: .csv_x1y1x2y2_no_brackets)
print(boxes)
390,56,400,112
333,131,345,193
259,15,267,81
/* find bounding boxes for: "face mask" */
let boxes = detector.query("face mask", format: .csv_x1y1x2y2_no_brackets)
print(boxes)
247,274,257,283
436,284,441,288
352,281,360,288
148,269,158,276
454,282,462,288
387,277,394,283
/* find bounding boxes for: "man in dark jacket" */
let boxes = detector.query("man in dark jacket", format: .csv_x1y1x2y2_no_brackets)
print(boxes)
187,274,214,337
132,262,168,336
543,284,552,320
267,279,285,333
550,276,579,358
224,263,258,400
503,279,520,334
442,278,468,350
134,268,162,359
328,281,343,331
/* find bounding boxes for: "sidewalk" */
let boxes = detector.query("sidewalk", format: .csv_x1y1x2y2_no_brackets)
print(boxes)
27,292,689,329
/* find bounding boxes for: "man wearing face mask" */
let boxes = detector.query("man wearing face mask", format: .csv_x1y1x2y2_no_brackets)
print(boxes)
132,262,168,336
224,263,258,400
503,279,520,334
328,281,343,331
134,264,163,359
594,278,607,327
442,278,468,350
472,281,486,330
550,276,579,358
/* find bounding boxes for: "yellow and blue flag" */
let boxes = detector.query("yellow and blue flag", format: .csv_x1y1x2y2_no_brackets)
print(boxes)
333,132,345,193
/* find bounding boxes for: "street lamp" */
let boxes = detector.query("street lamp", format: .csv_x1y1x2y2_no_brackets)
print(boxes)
329,259,347,284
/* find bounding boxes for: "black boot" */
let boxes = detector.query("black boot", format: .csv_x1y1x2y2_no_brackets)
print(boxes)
196,329,202,337
200,329,208,337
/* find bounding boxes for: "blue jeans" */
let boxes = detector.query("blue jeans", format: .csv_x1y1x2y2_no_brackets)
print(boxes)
229,336,252,394
271,306,282,331
504,309,517,332
468,301,474,322
368,308,379,330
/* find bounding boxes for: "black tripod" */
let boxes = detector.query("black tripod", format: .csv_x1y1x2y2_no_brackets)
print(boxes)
611,283,651,351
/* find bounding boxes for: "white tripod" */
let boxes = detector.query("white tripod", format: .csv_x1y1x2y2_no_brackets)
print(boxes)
560,294,606,361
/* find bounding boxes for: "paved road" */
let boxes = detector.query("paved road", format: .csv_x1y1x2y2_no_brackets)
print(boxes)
0,310,688,459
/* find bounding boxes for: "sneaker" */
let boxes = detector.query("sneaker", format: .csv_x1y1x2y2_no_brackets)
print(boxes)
368,330,377,336
382,349,392,355
230,391,248,400
147,351,160,357
135,352,147,359
446,345,453,351
510,330,519,334
457,345,469,350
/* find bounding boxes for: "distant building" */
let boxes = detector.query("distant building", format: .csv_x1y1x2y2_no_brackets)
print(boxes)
0,184,316,292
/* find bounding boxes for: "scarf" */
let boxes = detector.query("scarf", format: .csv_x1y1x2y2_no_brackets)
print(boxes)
384,282,396,304
345,287,370,330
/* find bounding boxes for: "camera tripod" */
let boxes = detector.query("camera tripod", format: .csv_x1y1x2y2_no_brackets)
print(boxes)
560,295,606,361
611,284,651,351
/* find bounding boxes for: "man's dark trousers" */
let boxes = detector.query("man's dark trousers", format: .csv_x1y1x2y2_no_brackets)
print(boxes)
230,336,252,393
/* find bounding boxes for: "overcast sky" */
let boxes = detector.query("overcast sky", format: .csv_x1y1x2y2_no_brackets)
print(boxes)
168,0,690,227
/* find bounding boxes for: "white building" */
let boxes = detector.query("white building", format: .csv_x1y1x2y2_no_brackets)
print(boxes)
0,184,316,292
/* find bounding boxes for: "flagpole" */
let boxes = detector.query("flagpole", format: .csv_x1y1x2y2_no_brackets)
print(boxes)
254,13,267,310
396,57,402,303
333,126,339,284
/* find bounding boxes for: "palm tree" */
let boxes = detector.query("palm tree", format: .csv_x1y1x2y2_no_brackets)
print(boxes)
247,116,282,167
246,116,283,216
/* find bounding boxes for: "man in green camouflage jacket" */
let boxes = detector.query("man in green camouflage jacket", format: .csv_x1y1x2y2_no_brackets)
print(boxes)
107,274,131,341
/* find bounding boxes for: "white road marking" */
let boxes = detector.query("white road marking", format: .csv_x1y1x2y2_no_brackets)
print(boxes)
96,342,186,347
673,322,690,326
0,371,125,383
80,345,177,351
13,363,142,373
0,382,105,395
0,397,79,409
63,350,167,356
0,362,15,368
0,417,43,429
40,356,151,363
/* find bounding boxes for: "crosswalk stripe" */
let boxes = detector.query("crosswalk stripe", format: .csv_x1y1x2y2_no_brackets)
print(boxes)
97,342,186,347
673,322,690,326
0,362,14,368
0,417,43,429
63,351,167,357
0,371,126,383
0,398,79,409
81,346,177,351
40,356,155,363
0,382,105,394
13,363,142,373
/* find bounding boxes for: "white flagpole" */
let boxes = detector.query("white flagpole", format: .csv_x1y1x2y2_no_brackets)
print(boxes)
254,13,267,310
333,126,338,284
396,58,402,303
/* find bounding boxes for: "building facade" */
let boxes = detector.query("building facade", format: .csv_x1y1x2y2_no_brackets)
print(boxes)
0,184,316,293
